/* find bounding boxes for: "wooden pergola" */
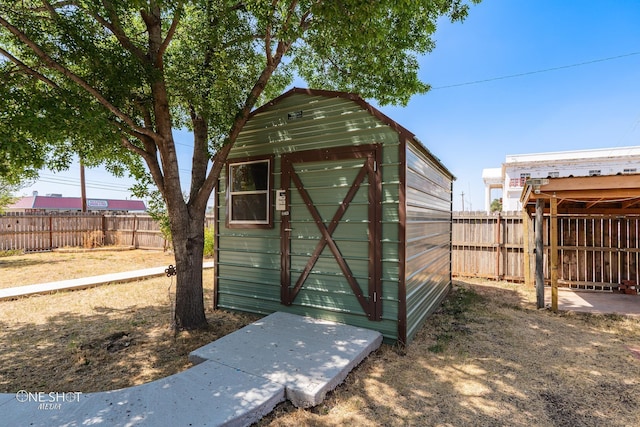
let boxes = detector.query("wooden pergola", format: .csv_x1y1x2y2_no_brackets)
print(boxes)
520,174,640,310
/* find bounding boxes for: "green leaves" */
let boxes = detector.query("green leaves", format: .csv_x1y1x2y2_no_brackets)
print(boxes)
0,0,480,186
289,0,477,106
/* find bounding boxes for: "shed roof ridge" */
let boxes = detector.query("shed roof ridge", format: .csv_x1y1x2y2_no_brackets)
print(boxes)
251,88,414,137
249,87,454,180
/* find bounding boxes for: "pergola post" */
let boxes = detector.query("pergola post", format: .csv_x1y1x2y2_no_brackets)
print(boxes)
550,196,558,312
520,175,640,312
535,198,545,309
522,208,532,287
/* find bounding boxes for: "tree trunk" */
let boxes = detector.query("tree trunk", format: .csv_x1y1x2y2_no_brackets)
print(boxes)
170,205,207,330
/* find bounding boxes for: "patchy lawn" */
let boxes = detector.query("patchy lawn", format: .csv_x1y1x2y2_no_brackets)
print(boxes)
0,249,174,289
1,251,639,426
0,269,257,393
257,281,640,427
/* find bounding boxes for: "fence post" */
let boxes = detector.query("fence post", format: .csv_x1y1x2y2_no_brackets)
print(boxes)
131,214,137,248
49,215,53,250
495,213,502,280
550,197,558,312
102,215,107,244
522,209,532,287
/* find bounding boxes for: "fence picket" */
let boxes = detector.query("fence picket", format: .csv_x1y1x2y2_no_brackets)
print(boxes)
0,213,216,252
453,212,639,287
3,211,637,289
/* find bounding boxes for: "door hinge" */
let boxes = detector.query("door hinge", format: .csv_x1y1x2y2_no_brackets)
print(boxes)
373,292,377,303
373,161,377,172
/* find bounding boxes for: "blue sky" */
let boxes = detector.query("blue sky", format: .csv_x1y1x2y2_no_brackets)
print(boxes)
18,0,640,212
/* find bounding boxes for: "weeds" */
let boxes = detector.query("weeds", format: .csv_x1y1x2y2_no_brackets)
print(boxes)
203,225,215,257
427,286,483,353
83,230,104,248
0,249,22,257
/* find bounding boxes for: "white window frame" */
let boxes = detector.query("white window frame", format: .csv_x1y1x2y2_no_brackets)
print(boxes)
226,156,273,229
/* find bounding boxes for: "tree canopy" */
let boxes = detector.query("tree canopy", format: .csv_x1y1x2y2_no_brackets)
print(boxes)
1,0,479,329
0,179,19,213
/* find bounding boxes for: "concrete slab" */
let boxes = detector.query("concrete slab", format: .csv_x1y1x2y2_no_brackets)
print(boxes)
0,392,15,407
190,311,383,408
545,288,640,317
0,360,285,427
0,262,214,300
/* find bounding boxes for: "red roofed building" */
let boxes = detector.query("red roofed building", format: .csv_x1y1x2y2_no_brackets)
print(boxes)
7,194,146,213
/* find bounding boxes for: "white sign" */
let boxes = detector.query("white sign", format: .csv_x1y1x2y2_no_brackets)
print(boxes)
276,190,287,211
87,199,108,208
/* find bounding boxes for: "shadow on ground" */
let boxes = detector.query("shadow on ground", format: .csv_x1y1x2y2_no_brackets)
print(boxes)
257,279,640,427
0,305,257,394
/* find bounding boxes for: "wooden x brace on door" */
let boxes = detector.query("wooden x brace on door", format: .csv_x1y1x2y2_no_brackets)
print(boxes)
280,145,382,320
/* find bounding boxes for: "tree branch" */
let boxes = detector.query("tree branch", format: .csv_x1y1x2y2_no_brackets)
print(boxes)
30,0,73,12
0,47,60,88
264,0,278,66
194,42,292,212
192,0,305,212
189,107,209,203
96,0,148,62
0,15,160,142
158,1,183,65
121,136,165,194
40,0,62,20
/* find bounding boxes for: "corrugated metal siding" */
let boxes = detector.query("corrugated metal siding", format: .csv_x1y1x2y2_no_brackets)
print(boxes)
404,141,454,342
216,93,401,341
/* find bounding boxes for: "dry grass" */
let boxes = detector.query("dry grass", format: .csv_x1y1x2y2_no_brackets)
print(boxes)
0,249,174,289
256,280,640,427
0,264,257,393
1,251,640,426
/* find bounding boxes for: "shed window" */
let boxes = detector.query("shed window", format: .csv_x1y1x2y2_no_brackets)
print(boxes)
227,156,273,228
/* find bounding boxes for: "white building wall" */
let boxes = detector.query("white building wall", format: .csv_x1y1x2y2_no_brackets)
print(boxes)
485,146,640,212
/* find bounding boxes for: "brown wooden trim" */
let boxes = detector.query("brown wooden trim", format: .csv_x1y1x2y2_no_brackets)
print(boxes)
225,154,274,229
280,144,382,321
397,139,408,346
287,162,368,301
289,165,370,311
371,146,383,320
522,174,640,214
249,88,455,181
280,143,379,164
280,157,292,304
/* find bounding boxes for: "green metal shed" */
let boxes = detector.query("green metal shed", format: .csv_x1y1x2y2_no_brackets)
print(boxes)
214,88,454,345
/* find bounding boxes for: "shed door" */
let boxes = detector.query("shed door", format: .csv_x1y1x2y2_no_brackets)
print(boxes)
280,144,382,320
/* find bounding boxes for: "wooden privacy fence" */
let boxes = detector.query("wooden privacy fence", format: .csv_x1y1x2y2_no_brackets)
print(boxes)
452,212,640,289
4,211,638,289
0,213,215,252
452,212,525,281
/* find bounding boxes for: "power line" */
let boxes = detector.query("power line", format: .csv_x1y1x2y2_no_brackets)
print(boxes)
432,51,640,90
37,169,197,193
38,175,132,191
36,178,134,194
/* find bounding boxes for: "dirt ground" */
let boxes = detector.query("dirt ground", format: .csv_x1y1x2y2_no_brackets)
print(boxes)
1,251,639,426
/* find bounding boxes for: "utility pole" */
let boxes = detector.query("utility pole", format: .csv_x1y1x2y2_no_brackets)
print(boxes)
461,191,465,211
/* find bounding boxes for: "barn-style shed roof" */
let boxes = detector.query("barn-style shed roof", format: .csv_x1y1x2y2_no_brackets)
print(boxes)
253,87,456,180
